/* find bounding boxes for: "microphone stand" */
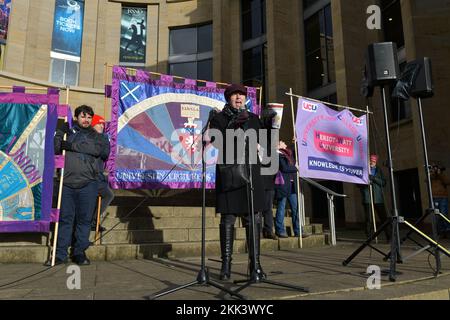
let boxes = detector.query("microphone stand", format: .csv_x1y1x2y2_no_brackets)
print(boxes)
231,136,309,294
150,110,245,300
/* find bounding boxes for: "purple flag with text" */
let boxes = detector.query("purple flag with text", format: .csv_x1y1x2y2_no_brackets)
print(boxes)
296,98,369,185
107,66,261,190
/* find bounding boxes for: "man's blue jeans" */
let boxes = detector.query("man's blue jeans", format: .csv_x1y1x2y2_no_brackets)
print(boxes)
435,197,449,234
56,181,98,260
275,193,300,236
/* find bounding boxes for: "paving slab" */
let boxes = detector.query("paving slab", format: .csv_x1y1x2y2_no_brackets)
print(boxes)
1,242,450,300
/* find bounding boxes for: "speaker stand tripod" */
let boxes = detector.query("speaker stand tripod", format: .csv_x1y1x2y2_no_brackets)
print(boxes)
150,115,245,300
343,86,403,282
384,96,450,274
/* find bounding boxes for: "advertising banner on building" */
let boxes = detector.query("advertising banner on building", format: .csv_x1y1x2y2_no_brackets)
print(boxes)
296,98,369,185
107,66,261,190
51,0,84,62
0,0,11,44
0,91,59,233
120,6,147,65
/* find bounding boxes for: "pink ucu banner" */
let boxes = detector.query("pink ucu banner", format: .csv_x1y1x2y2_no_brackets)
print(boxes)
296,98,369,185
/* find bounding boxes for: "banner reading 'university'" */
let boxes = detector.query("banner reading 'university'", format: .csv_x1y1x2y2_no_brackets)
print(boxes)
107,66,260,189
296,98,369,185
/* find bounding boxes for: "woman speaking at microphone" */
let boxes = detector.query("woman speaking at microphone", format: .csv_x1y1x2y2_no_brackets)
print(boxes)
209,84,267,281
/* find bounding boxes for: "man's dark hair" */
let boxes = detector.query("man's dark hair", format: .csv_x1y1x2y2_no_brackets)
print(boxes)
74,105,94,117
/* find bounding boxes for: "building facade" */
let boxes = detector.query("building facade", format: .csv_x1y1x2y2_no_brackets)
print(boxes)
0,0,449,228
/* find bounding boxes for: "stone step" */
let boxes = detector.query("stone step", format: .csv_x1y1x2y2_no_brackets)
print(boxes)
0,233,48,246
92,228,248,244
99,217,223,230
99,216,313,231
0,234,327,263
105,206,218,219
92,223,324,245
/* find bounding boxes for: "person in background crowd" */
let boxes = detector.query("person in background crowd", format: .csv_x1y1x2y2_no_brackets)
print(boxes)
274,140,311,238
430,163,450,237
90,115,114,233
359,154,391,242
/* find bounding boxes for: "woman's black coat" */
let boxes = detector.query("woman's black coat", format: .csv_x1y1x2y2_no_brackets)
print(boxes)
210,110,266,215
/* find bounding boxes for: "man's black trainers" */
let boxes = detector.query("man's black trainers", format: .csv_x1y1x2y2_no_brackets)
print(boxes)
73,254,91,266
44,258,67,267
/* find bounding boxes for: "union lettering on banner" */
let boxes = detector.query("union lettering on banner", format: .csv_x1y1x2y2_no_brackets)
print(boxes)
296,98,369,185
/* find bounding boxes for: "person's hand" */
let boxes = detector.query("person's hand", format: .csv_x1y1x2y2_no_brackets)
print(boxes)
59,122,71,135
234,110,250,128
61,140,72,151
262,110,277,129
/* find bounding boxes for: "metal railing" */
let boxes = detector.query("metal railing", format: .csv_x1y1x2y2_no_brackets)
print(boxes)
301,177,348,246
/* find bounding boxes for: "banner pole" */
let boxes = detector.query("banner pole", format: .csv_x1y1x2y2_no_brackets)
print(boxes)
367,104,378,244
104,62,108,119
95,196,102,245
51,115,68,266
290,88,303,248
52,88,70,266
65,85,70,105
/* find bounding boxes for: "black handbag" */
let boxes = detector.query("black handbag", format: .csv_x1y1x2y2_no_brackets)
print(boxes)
218,164,250,192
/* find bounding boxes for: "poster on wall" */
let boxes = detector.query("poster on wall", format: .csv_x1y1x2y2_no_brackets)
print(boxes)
0,0,11,44
51,0,84,62
120,6,147,65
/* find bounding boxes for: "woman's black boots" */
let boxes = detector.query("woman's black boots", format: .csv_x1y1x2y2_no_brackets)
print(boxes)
219,224,234,281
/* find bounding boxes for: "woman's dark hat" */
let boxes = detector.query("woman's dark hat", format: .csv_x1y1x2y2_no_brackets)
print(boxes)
224,84,247,102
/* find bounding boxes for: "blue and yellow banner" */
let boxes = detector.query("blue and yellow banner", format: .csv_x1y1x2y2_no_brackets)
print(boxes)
0,92,59,233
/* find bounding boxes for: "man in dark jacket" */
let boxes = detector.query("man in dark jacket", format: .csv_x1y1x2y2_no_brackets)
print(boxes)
360,154,391,241
51,105,110,266
210,84,267,281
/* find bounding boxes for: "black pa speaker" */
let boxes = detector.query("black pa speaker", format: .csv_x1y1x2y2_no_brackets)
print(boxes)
366,42,400,86
410,57,434,99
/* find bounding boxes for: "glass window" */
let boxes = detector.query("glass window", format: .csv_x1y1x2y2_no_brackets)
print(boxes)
303,0,320,9
50,58,65,84
64,60,79,86
241,0,267,104
50,58,79,86
198,59,213,81
241,0,266,42
242,46,263,86
198,24,213,53
168,23,213,81
304,4,335,91
381,0,405,48
169,27,197,55
169,62,197,80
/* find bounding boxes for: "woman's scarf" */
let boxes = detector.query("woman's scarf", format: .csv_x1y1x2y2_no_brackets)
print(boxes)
222,104,249,129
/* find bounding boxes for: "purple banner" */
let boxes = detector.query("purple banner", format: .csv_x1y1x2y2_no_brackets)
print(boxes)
296,98,369,185
0,92,59,233
108,66,261,190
